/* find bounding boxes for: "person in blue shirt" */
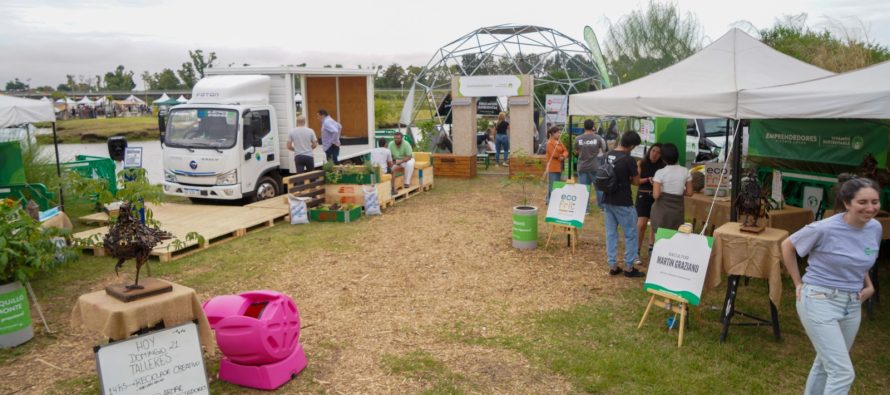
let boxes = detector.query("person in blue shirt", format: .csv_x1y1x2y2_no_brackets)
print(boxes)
781,174,880,395
316,109,341,164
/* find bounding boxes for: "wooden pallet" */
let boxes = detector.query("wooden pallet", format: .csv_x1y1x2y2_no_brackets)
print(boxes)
75,201,289,262
285,170,325,208
392,185,421,202
432,154,477,178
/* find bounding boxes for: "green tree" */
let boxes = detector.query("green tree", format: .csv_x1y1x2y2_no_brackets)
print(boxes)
759,14,890,72
177,62,197,89
34,85,54,93
377,63,405,88
104,65,137,90
604,1,704,83
189,49,217,78
5,78,29,92
146,69,182,90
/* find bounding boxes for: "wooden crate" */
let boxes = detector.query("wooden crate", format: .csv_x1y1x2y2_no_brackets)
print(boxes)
285,170,325,208
432,154,477,178
509,155,547,177
419,167,434,190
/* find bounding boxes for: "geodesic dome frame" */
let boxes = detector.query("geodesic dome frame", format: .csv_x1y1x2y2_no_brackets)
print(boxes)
400,24,602,128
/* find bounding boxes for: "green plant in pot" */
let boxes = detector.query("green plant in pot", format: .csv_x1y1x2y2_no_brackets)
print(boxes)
0,198,75,348
502,152,545,249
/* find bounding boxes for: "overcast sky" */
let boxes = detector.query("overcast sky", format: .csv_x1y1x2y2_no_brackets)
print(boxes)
3,0,889,90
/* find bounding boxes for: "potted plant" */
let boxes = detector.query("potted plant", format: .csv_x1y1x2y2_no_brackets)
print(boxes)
0,198,74,348
502,152,545,249
309,203,363,223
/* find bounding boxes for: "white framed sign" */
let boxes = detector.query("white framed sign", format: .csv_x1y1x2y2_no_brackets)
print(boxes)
544,94,567,124
644,228,713,305
803,185,823,216
545,181,590,229
95,322,209,395
457,75,523,97
771,170,783,204
123,147,143,169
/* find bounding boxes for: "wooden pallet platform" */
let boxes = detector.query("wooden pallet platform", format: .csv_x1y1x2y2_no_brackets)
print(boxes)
75,201,289,262
392,185,421,202
286,170,325,208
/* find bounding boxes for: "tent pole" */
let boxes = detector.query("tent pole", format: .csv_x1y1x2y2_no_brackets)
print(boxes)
724,119,731,161
729,120,745,222
566,94,572,180
52,121,64,210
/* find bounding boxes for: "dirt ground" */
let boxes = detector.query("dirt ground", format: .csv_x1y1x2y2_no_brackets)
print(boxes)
1,175,643,394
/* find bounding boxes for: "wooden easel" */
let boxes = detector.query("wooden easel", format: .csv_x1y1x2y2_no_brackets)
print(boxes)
544,223,579,253
638,289,689,347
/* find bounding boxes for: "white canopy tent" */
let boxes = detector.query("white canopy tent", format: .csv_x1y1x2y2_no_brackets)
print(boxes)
39,96,50,102
125,94,147,105
55,98,76,105
568,28,834,119
154,93,170,104
739,60,890,119
176,95,188,103
0,95,55,128
76,96,95,106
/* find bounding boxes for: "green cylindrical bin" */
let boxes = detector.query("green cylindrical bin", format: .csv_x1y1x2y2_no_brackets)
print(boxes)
0,281,33,349
512,206,538,249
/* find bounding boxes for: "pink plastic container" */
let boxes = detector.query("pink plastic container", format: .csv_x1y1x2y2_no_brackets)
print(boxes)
203,290,307,390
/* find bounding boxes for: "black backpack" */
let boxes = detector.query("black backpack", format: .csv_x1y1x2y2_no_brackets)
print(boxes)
595,157,619,194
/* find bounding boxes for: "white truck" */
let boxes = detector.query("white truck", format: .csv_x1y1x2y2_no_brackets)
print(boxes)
160,67,376,201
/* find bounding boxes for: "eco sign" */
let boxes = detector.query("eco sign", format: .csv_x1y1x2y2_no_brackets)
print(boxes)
457,75,523,97
545,182,589,229
748,119,889,168
644,229,713,305
0,285,31,335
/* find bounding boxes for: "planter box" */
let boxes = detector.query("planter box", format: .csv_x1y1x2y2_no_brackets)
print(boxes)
432,154,477,178
509,155,547,177
324,183,392,207
309,206,362,223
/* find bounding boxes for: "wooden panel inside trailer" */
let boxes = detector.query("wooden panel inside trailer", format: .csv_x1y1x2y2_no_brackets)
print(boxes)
305,76,369,142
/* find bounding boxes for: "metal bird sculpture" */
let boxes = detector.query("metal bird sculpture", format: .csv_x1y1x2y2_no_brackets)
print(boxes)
737,168,770,232
103,202,171,289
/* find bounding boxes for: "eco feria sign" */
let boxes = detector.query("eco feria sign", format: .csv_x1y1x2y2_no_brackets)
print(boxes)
748,119,889,168
545,182,590,229
644,229,713,305
456,75,524,97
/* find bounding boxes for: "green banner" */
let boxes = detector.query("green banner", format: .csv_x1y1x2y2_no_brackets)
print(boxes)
0,285,31,335
0,142,26,185
512,212,538,241
749,119,889,168
654,118,688,166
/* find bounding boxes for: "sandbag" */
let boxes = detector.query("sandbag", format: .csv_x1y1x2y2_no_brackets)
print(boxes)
363,185,381,216
288,194,310,224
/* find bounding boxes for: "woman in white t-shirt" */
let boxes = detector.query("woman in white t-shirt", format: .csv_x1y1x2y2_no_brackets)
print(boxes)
649,143,693,235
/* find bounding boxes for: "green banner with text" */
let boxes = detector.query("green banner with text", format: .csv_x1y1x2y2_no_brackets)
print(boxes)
749,119,889,168
0,285,31,335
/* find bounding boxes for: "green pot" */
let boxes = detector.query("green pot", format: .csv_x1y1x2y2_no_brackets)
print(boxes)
512,206,538,249
0,281,33,349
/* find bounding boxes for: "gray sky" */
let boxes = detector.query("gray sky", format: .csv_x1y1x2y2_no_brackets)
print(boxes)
3,0,889,90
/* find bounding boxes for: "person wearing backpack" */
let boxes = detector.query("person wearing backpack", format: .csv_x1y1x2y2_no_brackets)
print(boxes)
601,131,645,278
575,119,609,213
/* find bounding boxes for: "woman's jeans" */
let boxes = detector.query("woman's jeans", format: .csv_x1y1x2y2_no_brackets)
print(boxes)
495,134,510,164
796,283,862,395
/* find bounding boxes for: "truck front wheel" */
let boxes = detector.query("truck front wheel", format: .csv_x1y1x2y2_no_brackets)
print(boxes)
250,176,279,202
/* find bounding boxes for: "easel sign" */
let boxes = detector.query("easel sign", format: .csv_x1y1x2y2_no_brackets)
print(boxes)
544,181,589,229
123,147,143,169
644,228,713,305
95,321,209,395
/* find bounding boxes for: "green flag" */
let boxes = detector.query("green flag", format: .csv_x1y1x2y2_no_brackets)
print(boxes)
583,26,611,88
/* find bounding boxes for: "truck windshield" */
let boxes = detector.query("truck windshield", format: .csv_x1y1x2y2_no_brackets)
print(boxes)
166,109,238,149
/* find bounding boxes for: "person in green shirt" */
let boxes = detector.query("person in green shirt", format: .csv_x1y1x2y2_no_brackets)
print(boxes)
389,131,415,190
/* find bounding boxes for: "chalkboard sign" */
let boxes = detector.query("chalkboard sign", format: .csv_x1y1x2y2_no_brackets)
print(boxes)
95,322,209,395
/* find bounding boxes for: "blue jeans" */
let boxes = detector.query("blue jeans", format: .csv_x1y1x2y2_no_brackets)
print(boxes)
576,171,602,212
603,204,638,269
546,172,562,203
495,134,510,164
797,283,862,395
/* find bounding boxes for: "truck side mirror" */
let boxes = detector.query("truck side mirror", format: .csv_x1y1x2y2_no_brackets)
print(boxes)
158,114,166,143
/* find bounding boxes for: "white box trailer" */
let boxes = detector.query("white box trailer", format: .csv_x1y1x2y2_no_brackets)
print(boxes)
161,67,376,202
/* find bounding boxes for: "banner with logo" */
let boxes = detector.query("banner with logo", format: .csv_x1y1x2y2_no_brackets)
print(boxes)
644,229,713,305
545,182,590,229
749,119,889,168
0,285,31,335
457,75,523,98
544,95,568,124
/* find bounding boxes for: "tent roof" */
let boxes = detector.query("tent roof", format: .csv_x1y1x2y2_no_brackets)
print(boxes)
125,94,147,104
0,95,55,128
568,28,834,119
739,60,890,119
176,95,188,103
154,98,181,105
155,93,171,103
76,96,94,105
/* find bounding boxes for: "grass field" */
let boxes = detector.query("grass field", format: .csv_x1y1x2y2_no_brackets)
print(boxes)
38,117,160,144
1,177,888,394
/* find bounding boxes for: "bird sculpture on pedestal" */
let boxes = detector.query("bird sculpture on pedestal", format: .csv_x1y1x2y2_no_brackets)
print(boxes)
737,168,770,232
103,202,171,289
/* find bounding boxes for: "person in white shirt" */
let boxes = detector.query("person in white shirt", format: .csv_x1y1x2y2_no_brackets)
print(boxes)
650,143,693,235
286,115,317,174
369,138,395,192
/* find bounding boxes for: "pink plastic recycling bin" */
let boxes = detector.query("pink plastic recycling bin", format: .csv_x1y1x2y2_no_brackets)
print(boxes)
203,290,307,390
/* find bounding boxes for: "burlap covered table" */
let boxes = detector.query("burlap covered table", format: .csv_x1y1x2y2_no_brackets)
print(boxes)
708,222,789,307
685,193,813,235
71,280,214,352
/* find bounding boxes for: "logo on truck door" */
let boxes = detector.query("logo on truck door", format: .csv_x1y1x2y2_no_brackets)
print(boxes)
189,160,198,170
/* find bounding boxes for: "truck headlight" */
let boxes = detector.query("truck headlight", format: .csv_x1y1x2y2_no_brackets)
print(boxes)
165,170,176,183
216,170,237,185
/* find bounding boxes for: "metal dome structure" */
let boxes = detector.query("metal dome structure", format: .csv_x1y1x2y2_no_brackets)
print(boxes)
399,24,602,127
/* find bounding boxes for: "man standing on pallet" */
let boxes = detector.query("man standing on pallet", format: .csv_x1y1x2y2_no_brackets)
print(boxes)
287,115,318,174
389,131,415,192
317,109,341,164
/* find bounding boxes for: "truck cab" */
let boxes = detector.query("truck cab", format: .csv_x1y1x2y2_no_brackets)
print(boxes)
162,75,282,201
